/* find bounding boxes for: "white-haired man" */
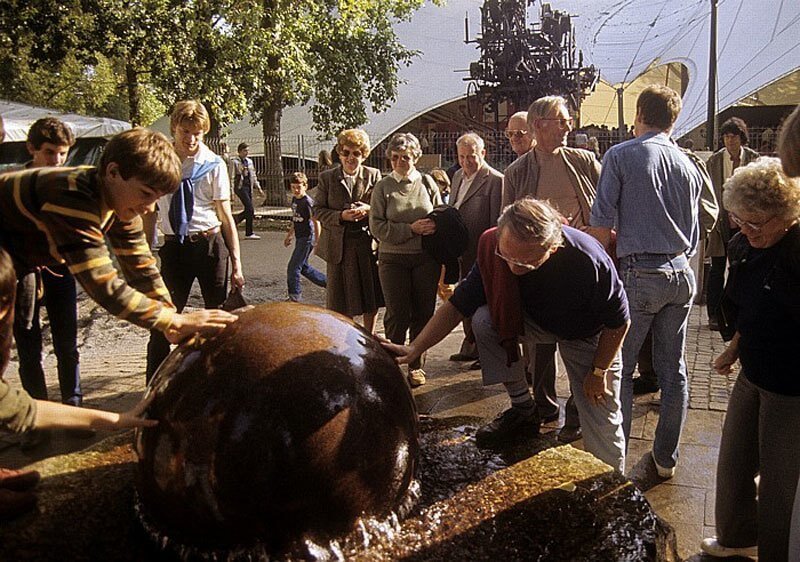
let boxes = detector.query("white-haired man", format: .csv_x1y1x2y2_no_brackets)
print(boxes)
447,133,503,363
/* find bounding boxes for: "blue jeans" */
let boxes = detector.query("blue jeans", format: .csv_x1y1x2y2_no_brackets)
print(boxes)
287,235,327,300
619,254,695,469
14,266,82,405
472,305,626,472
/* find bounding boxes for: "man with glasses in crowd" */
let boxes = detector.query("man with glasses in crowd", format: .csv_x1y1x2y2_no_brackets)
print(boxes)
504,111,535,158
383,197,630,472
502,96,602,443
587,85,717,479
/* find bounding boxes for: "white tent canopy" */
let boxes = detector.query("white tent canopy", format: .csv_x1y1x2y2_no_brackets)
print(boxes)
0,99,130,142
269,0,799,144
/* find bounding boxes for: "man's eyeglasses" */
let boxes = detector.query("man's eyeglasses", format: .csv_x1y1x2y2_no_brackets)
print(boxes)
494,247,550,271
729,212,776,231
504,129,528,139
339,148,363,158
538,117,574,127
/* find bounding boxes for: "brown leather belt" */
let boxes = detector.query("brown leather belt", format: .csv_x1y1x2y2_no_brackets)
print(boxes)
164,227,220,243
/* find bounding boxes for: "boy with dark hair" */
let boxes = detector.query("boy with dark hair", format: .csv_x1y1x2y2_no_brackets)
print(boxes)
0,127,237,355
284,171,326,301
13,118,82,439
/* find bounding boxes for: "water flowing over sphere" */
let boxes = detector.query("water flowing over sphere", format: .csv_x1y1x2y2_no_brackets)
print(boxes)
134,303,419,553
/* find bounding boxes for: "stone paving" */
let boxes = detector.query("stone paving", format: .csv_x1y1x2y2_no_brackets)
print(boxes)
0,227,737,560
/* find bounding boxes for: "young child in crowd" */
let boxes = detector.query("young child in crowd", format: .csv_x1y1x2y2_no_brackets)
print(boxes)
284,172,327,301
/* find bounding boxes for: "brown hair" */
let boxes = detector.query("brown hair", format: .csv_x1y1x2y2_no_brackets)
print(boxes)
99,128,181,195
27,117,75,149
289,171,308,186
778,105,800,177
0,248,16,376
720,117,749,145
170,100,211,135
636,85,682,131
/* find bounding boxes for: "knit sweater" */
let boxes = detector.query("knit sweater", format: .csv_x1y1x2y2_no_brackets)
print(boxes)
369,173,442,254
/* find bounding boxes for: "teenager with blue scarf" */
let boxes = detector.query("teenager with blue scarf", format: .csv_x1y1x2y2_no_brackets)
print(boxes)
145,100,245,381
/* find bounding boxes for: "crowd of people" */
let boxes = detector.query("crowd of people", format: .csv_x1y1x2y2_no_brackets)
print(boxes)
0,91,798,561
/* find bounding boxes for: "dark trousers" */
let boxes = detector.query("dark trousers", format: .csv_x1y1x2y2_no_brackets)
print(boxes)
146,233,229,381
14,266,81,405
707,255,727,321
234,186,255,236
379,252,440,371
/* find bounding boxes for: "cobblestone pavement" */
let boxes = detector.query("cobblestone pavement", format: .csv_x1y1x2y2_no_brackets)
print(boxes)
0,226,735,560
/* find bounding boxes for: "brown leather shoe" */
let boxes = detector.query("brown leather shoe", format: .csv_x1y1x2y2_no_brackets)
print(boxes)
0,488,37,520
0,468,40,492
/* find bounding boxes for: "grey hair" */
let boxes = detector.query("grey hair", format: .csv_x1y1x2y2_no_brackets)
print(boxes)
497,197,564,249
385,132,422,161
723,157,800,221
456,132,485,152
527,96,568,129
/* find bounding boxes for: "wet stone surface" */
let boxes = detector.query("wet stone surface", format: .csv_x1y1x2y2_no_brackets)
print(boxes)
0,416,678,561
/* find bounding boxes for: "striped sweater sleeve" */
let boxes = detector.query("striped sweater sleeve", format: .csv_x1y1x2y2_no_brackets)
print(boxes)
29,172,176,332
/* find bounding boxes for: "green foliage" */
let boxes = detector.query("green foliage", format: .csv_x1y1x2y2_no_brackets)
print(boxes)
0,0,436,136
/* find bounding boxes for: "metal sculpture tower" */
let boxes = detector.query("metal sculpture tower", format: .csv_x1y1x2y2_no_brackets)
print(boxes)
465,2,597,122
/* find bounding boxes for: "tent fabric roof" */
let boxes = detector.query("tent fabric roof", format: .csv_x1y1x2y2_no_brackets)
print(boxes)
272,0,799,144
0,100,130,142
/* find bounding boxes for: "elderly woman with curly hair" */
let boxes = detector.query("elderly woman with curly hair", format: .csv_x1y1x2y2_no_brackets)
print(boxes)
700,157,800,561
313,129,382,333
370,133,442,387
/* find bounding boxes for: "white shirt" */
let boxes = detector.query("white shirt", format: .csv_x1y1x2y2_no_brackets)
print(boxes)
723,146,744,181
389,168,422,183
453,170,478,209
158,143,231,235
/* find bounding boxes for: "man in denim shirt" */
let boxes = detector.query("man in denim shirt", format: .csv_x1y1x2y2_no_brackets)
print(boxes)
587,85,718,479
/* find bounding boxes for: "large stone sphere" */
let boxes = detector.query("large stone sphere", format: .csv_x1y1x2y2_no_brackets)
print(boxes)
134,303,419,553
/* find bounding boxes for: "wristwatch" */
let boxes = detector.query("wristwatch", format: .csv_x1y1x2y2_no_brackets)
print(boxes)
591,366,607,378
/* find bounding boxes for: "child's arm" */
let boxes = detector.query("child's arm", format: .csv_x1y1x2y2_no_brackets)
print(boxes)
311,218,322,254
284,224,294,247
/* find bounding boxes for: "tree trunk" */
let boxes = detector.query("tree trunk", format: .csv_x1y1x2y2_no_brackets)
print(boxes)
261,94,284,206
125,62,142,126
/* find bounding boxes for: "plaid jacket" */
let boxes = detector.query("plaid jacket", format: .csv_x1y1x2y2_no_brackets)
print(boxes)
0,166,174,331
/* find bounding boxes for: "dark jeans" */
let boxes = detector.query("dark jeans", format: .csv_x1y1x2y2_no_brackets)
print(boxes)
146,233,229,381
14,266,81,405
287,235,327,299
234,185,255,236
707,255,727,321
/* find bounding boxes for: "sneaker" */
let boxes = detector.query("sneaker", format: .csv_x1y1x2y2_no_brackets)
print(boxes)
633,376,660,395
245,233,261,240
0,468,40,492
651,450,675,479
0,489,37,521
700,537,757,558
407,369,426,388
475,407,540,447
557,425,583,444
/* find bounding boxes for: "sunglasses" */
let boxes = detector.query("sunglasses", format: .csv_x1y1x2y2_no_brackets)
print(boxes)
339,148,363,158
390,153,413,162
729,212,776,231
504,129,528,139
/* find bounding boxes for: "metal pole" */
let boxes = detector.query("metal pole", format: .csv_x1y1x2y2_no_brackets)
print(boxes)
706,0,718,150
617,86,625,143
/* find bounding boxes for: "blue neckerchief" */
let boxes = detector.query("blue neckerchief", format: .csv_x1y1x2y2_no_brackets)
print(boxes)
168,157,221,243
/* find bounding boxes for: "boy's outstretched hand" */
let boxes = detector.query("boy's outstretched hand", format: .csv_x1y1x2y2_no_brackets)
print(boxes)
166,309,238,343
